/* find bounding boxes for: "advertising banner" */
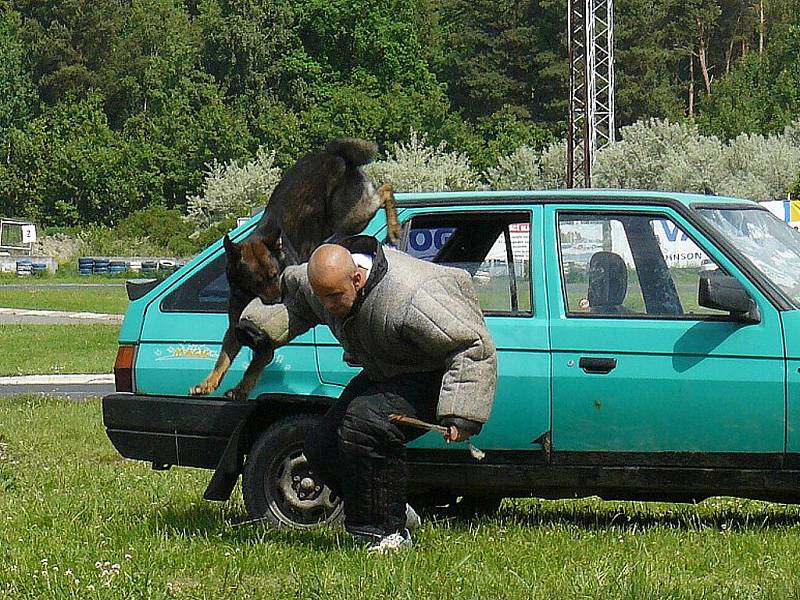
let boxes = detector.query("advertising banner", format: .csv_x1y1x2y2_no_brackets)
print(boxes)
407,223,530,263
762,199,800,230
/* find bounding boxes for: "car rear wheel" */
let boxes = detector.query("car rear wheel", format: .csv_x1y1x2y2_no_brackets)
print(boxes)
242,415,344,527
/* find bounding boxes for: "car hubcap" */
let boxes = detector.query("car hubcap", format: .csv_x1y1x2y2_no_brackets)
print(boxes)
268,448,342,527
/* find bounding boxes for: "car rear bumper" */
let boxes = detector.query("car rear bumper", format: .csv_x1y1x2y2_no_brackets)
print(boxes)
102,393,256,469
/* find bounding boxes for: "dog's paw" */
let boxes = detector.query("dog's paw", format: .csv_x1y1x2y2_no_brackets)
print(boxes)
224,387,248,402
189,380,217,396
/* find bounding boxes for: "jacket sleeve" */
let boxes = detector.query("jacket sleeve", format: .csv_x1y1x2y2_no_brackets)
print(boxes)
237,265,320,349
400,270,497,424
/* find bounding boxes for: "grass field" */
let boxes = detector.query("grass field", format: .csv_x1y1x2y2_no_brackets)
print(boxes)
2,395,800,599
0,286,129,315
0,325,119,376
0,269,134,285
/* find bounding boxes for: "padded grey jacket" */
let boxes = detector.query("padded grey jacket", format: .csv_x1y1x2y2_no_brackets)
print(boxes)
239,236,497,423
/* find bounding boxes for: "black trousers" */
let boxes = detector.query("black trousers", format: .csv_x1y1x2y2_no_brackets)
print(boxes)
303,370,443,536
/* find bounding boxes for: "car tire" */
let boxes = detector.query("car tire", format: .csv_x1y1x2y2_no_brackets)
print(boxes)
242,414,344,528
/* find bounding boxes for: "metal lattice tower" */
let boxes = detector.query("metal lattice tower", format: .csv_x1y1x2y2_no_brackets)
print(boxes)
567,0,616,188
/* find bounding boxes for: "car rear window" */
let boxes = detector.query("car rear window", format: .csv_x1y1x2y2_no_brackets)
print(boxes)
161,253,229,313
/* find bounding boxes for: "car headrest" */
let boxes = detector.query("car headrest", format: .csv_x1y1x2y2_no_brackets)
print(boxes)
588,251,628,308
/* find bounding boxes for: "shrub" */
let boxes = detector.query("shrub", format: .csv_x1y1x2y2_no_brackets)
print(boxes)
484,146,542,190
716,133,800,200
77,226,174,258
185,147,281,229
785,119,800,147
115,206,198,257
592,119,724,192
591,118,800,200
189,217,241,251
484,141,567,190
365,129,481,192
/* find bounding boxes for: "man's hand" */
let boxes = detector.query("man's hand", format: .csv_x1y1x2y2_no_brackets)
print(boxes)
440,417,483,443
444,425,470,443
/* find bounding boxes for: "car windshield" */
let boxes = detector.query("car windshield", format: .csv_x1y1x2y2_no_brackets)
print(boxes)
696,207,800,306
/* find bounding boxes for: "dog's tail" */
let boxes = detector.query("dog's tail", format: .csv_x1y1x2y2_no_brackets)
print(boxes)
326,138,378,167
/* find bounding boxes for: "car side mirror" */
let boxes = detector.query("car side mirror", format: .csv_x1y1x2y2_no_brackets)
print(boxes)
698,273,760,324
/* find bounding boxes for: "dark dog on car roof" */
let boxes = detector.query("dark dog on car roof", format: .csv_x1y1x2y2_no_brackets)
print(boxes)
190,138,401,401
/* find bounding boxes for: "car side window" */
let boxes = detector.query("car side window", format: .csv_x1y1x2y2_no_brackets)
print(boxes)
558,212,729,318
161,253,229,313
401,212,532,315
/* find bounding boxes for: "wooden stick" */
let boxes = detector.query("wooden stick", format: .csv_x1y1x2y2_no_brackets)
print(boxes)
388,414,485,461
389,413,449,434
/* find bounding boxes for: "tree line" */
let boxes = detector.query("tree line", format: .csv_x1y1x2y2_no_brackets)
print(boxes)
0,0,799,229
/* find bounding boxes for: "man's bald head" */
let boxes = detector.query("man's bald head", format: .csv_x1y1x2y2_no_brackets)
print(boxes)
307,244,356,289
307,244,366,317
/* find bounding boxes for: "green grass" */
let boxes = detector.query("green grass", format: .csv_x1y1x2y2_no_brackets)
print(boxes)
0,286,129,315
0,325,119,376
474,275,533,313
4,395,800,599
0,274,127,284
0,267,135,285
562,266,733,316
0,260,172,285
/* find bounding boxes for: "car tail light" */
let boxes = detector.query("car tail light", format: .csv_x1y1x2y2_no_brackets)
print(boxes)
114,345,137,392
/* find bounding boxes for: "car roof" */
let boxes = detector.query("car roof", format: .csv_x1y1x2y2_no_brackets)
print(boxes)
394,189,761,209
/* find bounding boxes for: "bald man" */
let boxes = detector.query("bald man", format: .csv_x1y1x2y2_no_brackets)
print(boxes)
236,235,496,553
306,244,368,318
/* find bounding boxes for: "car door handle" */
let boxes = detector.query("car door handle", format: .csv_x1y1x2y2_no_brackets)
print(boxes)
579,357,617,374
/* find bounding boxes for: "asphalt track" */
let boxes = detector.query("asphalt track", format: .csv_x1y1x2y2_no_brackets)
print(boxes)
0,289,122,398
0,307,123,325
0,375,115,400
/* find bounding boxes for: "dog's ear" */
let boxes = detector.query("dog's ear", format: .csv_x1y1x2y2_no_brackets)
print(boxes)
262,229,282,253
223,235,240,260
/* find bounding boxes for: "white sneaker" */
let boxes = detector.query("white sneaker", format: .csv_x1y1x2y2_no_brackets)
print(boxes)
366,528,413,554
405,503,421,530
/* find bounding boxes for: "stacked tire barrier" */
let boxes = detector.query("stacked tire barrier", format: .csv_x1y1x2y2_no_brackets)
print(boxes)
109,260,128,275
78,257,94,276
93,258,110,275
31,262,48,275
15,259,32,277
158,260,176,274
75,257,181,277
141,261,158,275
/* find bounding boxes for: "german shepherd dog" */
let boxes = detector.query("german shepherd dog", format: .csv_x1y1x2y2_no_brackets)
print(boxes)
190,138,400,401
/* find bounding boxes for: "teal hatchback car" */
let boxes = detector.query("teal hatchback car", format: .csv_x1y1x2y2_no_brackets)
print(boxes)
103,190,800,527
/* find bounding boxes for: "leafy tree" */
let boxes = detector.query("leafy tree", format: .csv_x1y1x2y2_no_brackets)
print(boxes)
698,25,800,138
614,0,687,124
106,0,206,127
0,8,37,139
13,0,127,107
467,108,555,170
197,0,303,102
0,94,163,226
432,0,565,122
122,76,254,209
